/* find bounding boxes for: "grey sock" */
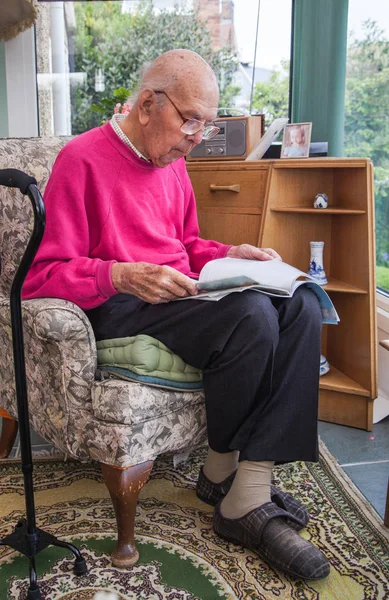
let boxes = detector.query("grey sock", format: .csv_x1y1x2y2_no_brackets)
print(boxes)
203,448,239,484
221,460,274,518
261,517,330,579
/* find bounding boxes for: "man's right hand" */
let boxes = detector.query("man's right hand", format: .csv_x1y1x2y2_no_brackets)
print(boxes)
111,262,198,304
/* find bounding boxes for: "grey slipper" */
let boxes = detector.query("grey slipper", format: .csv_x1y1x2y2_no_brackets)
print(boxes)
196,468,236,506
196,467,310,530
213,501,330,580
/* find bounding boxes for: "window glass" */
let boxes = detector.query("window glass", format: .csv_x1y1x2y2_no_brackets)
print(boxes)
35,0,292,135
345,1,389,294
236,0,291,126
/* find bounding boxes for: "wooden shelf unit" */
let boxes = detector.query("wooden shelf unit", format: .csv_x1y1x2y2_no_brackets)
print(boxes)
260,158,377,430
187,157,378,430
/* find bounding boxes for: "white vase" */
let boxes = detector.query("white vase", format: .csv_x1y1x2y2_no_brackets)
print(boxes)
320,354,330,376
308,241,328,285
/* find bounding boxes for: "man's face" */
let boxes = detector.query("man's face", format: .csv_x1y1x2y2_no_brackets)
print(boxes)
143,88,219,168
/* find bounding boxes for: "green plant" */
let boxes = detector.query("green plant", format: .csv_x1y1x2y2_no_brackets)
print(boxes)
344,21,389,271
91,87,132,124
376,265,389,290
251,60,290,127
72,0,240,134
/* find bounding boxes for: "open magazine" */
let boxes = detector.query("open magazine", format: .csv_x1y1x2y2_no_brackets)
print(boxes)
178,258,339,325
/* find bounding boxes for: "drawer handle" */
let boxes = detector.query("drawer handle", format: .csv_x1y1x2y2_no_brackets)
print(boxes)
209,184,241,193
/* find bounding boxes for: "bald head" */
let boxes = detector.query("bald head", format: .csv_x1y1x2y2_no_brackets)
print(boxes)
137,49,219,104
121,50,220,168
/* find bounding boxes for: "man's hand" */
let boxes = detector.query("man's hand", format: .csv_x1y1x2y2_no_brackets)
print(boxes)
226,244,282,261
111,262,198,304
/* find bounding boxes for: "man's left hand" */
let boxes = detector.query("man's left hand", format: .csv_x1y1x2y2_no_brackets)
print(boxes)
226,244,282,261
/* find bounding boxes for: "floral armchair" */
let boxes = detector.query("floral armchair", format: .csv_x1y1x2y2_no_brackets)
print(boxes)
0,137,207,567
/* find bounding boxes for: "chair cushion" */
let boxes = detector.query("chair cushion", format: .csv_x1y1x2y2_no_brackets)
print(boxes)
91,377,205,426
96,334,203,390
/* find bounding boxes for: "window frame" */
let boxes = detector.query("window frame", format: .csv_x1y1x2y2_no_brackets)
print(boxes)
4,27,38,138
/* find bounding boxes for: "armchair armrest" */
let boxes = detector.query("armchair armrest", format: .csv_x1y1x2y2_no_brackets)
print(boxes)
0,296,97,407
22,297,98,379
24,297,96,343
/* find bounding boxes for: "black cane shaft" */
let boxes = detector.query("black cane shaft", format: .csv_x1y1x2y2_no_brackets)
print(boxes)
10,293,37,532
9,184,45,534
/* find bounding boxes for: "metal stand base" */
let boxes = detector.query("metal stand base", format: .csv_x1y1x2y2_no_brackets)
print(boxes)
0,519,87,596
27,590,42,600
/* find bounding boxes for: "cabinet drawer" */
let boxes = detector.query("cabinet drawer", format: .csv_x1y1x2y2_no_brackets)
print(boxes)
189,169,269,210
198,212,261,246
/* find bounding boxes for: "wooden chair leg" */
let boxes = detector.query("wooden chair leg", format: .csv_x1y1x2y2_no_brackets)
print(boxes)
101,460,154,568
0,410,18,459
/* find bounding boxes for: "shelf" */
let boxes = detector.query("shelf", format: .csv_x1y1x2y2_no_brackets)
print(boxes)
323,277,367,294
272,158,370,169
271,207,366,215
198,206,261,215
319,365,370,397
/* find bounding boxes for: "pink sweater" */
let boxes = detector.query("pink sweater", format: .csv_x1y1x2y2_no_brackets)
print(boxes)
22,123,231,309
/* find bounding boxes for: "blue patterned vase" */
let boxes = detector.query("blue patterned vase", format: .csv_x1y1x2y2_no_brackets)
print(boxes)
308,241,328,285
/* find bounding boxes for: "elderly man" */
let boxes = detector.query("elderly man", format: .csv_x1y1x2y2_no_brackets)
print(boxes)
23,49,330,580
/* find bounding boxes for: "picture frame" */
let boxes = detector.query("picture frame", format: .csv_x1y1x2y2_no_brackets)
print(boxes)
280,122,312,159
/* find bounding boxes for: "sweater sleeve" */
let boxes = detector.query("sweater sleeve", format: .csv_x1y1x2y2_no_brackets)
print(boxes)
180,165,232,274
22,145,118,310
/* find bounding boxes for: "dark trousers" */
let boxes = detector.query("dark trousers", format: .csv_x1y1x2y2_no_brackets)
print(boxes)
86,287,322,463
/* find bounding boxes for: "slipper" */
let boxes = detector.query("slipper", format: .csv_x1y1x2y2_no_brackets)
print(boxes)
213,501,330,580
196,467,310,530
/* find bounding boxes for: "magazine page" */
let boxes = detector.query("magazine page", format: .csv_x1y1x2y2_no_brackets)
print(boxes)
187,284,258,301
195,275,291,296
304,282,340,324
198,258,314,293
177,278,340,325
176,258,340,326
292,280,339,324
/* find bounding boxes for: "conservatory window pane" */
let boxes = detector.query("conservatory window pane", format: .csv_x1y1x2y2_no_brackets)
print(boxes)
35,1,291,136
345,1,389,294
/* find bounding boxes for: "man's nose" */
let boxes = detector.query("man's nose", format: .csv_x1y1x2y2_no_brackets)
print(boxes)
186,129,204,145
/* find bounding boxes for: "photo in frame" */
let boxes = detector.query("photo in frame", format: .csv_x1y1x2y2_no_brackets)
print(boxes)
280,122,312,158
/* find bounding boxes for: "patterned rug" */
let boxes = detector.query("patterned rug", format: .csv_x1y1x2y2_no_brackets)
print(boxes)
0,441,388,600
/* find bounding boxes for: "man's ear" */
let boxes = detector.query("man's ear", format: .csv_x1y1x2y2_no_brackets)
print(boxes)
138,89,155,125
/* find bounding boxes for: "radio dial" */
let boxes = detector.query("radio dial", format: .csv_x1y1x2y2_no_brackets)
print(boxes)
219,148,224,154
206,148,212,155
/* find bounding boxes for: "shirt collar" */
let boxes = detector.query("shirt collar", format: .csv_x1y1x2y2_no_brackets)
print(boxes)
109,114,151,162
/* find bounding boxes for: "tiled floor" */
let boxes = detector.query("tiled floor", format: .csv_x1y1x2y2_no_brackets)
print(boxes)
2,416,389,520
318,418,389,520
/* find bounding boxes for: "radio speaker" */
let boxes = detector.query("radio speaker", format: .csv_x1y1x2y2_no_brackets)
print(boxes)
226,120,246,154
187,115,264,161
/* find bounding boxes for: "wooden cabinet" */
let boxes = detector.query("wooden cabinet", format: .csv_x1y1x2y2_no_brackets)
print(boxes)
187,158,378,431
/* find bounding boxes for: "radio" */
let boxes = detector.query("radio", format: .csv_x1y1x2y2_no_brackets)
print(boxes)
187,115,264,161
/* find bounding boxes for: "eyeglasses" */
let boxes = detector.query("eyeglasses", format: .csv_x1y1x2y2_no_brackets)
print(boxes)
154,90,220,140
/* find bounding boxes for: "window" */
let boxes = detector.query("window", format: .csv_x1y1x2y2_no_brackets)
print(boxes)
345,0,389,296
34,0,292,136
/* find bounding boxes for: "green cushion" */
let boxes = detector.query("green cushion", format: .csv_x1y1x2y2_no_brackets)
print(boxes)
97,334,203,384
